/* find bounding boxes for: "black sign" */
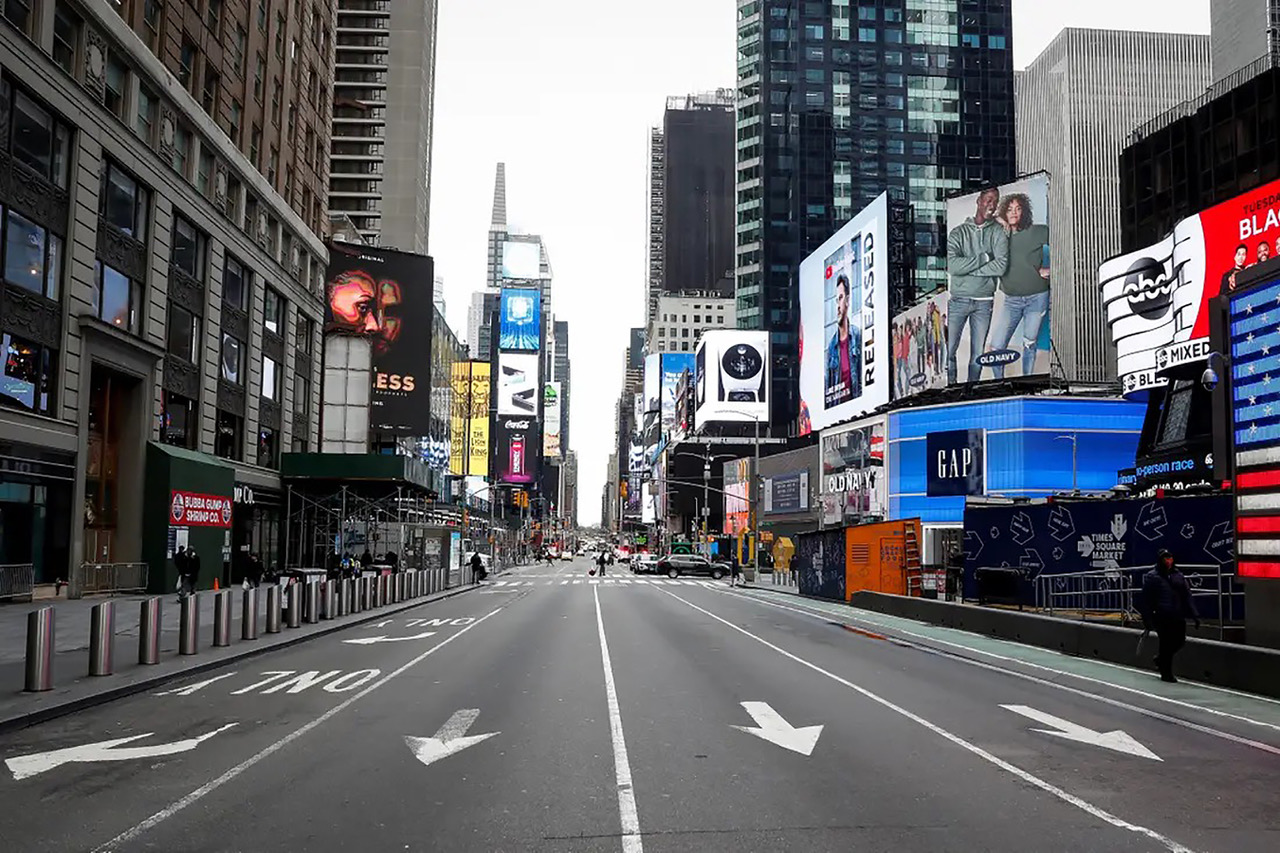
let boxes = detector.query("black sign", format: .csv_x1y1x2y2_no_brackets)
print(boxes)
325,243,435,435
926,429,985,497
494,416,540,486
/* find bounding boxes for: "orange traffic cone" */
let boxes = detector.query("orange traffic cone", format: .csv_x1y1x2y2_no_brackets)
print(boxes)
213,578,220,591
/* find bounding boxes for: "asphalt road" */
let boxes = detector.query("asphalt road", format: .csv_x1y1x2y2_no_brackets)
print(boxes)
2,556,1278,852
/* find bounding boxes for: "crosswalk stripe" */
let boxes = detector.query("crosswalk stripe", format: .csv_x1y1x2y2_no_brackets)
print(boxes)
573,579,582,585
560,580,568,585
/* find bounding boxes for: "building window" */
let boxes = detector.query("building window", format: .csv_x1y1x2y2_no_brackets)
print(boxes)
225,175,242,222
179,34,198,92
172,125,192,177
215,409,242,460
136,86,158,144
257,425,277,468
266,147,278,184
243,195,258,235
92,261,141,334
171,215,205,280
102,52,128,118
249,125,261,167
296,314,313,354
0,332,54,415
220,333,243,384
283,166,293,203
274,11,285,58
228,99,242,145
253,53,265,102
52,3,80,74
3,0,34,37
206,0,222,32
160,390,197,449
166,304,199,363
8,87,73,188
143,0,163,51
197,148,213,197
2,208,62,300
100,161,150,242
270,79,281,125
232,24,247,74
201,69,219,115
223,254,250,310
263,287,283,335
261,354,279,400
256,0,266,31
293,371,310,415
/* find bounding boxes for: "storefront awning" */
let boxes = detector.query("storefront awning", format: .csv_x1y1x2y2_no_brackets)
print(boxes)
281,452,434,494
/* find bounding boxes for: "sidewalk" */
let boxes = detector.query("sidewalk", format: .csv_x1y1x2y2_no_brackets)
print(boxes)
0,576,482,734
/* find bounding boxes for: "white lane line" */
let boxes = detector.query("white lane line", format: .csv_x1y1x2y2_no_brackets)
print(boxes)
656,588,1194,853
91,605,509,853
573,579,582,585
593,586,643,853
561,580,569,585
730,590,1280,741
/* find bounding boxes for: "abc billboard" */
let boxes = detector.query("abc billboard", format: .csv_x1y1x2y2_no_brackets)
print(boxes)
695,330,769,425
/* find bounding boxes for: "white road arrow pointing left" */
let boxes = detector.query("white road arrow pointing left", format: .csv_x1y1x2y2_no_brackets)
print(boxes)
343,631,437,646
404,709,499,768
731,701,823,756
6,723,237,780
1001,705,1161,761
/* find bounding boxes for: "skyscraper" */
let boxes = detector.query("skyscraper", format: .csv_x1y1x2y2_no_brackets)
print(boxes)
1210,0,1280,83
553,319,571,455
1016,28,1211,382
329,0,439,251
735,1,1016,428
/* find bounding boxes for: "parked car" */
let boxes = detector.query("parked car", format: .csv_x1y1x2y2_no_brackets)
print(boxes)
632,553,661,574
658,553,727,580
616,547,632,563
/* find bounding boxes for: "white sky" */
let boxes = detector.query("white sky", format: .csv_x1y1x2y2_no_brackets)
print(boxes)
428,1,1210,526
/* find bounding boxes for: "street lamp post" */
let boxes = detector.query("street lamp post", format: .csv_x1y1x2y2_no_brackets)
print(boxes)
1055,433,1078,493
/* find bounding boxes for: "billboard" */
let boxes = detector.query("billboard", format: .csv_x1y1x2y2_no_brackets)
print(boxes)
448,361,490,477
820,417,886,526
496,351,539,416
628,328,646,371
722,458,752,535
499,287,541,351
660,352,695,432
925,428,986,497
799,193,889,434
891,292,948,399
942,174,1052,386
324,244,434,434
643,354,661,466
501,240,541,280
764,471,809,515
1101,175,1280,395
494,415,539,485
543,381,562,458
695,330,769,425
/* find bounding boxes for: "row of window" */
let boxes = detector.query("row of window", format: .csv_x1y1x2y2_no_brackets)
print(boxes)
161,389,297,467
660,313,727,325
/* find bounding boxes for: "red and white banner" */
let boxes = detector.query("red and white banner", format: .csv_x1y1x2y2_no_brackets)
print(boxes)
1101,177,1280,395
169,490,233,528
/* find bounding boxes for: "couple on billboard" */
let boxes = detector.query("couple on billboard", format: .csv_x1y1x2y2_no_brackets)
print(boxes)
946,183,1051,383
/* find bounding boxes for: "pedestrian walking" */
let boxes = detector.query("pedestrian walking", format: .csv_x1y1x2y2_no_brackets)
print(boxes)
597,550,607,577
360,548,374,570
247,552,265,588
470,551,487,583
177,546,200,601
1139,549,1200,683
730,557,741,587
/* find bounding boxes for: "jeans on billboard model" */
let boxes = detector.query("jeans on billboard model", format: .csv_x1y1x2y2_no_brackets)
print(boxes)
891,293,948,399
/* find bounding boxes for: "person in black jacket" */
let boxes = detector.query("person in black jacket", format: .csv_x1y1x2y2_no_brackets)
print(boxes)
1140,549,1200,683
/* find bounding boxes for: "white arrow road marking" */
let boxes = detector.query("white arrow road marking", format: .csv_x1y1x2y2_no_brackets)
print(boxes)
7,723,237,781
403,709,498,768
342,631,436,646
731,701,823,756
1001,705,1162,761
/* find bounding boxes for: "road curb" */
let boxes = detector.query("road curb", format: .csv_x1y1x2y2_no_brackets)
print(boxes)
0,582,484,736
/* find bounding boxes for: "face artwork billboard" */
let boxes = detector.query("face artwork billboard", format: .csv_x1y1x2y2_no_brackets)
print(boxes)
325,244,434,434
501,240,542,280
1101,176,1280,396
496,352,539,416
798,193,889,435
943,174,1052,387
890,292,948,399
448,361,490,477
499,287,541,351
695,330,769,424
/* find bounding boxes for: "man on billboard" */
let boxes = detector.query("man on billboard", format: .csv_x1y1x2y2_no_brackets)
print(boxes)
825,274,862,406
988,192,1050,378
1257,241,1272,266
1223,243,1248,293
946,187,1009,383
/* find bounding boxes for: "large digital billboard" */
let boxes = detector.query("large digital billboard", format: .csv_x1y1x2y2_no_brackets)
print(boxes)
820,417,886,526
325,243,434,434
942,174,1052,386
660,352,694,432
643,354,661,466
501,240,542,280
448,361,490,477
494,415,539,485
543,381,562,458
1101,175,1280,395
695,330,769,425
891,292,948,399
499,287,541,351
496,351,539,416
799,193,889,434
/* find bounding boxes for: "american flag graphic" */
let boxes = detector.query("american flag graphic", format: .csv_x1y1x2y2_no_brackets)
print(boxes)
1230,277,1280,578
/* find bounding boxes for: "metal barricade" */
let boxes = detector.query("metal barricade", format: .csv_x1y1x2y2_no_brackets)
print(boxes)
322,581,338,620
213,590,233,647
88,601,115,676
179,595,199,655
24,606,54,691
0,563,35,601
138,597,161,664
71,563,149,599
265,585,282,633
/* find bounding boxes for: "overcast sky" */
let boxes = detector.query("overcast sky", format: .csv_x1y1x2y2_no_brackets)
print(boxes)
428,0,1210,526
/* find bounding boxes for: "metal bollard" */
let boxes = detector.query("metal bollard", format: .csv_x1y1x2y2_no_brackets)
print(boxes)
304,581,320,624
412,570,421,597
338,578,350,616
371,575,381,608
89,602,115,676
242,588,259,640
213,590,233,647
138,597,161,665
395,573,404,602
286,583,302,628
24,607,54,692
325,580,340,619
179,595,200,655
381,574,390,605
265,585,282,633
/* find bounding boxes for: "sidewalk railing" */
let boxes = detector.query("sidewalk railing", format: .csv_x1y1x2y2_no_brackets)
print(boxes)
0,564,34,601
70,563,149,599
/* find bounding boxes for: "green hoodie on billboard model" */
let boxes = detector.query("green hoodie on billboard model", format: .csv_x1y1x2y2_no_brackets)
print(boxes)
946,217,1009,298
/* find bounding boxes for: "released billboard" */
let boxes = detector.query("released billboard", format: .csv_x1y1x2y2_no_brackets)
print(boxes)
543,381,562,458
799,193,889,434
942,174,1052,387
501,240,542,280
499,287,541,351
448,361,490,477
660,352,694,432
494,415,539,485
324,244,434,434
891,292,948,399
496,351,539,416
820,417,886,526
695,330,769,425
1101,176,1280,395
